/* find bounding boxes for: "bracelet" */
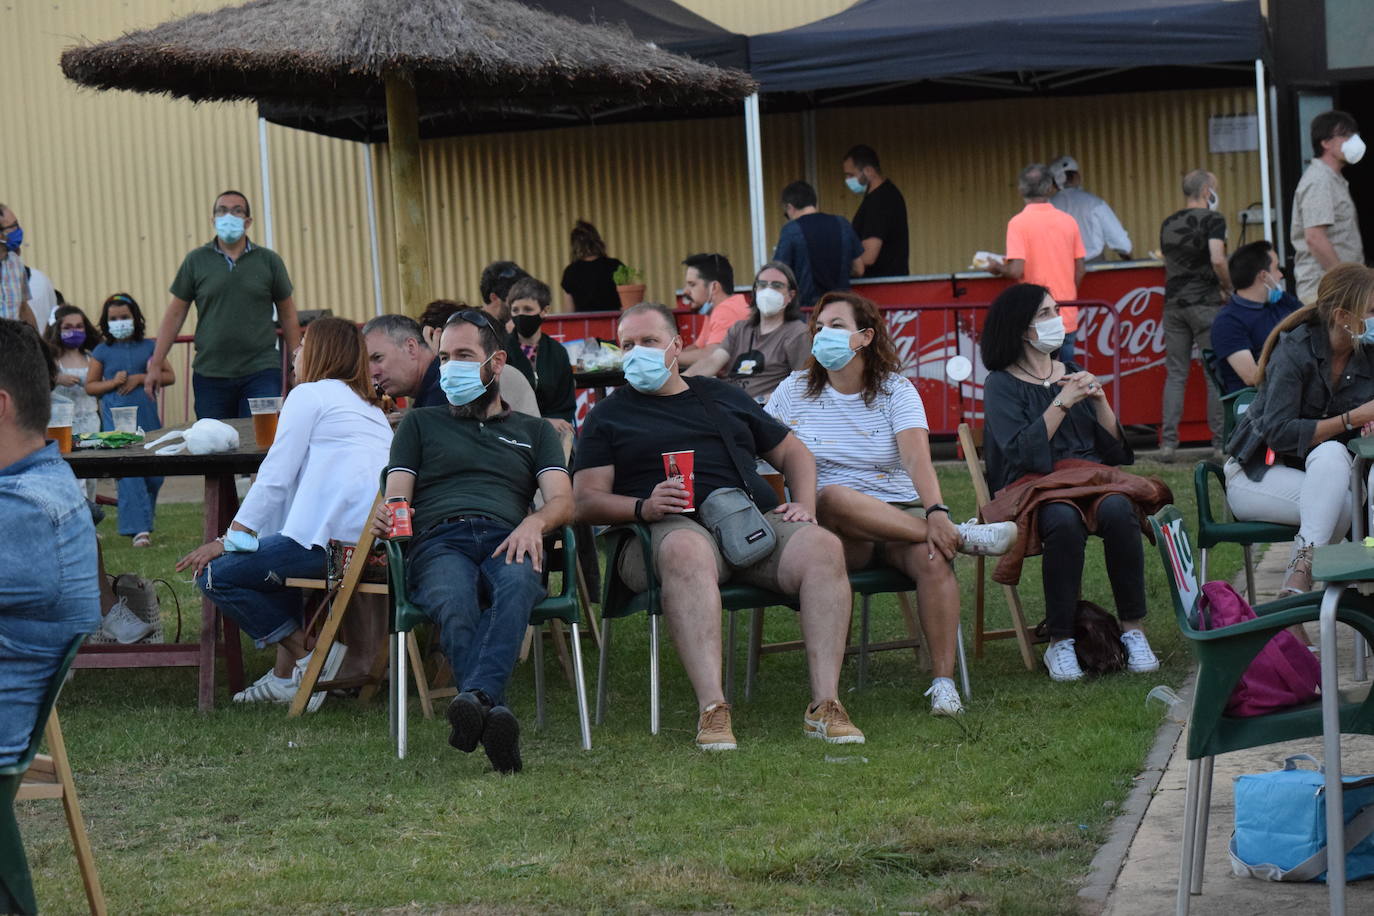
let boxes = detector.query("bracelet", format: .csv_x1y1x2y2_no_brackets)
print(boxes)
633,498,646,523
925,504,951,516
1345,412,1354,432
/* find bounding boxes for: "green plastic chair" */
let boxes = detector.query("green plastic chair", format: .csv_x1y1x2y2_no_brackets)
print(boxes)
1146,506,1374,915
1199,348,1255,444
1,636,93,916
1193,460,1300,604
382,526,593,760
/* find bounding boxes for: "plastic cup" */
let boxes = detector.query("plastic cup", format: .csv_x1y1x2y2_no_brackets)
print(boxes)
248,396,283,448
110,405,140,434
47,400,74,454
662,450,695,513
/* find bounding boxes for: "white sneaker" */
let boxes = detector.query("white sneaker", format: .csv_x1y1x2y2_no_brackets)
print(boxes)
233,669,298,704
924,677,964,716
956,519,1018,556
295,642,348,713
100,598,156,644
1044,638,1084,682
1120,629,1160,673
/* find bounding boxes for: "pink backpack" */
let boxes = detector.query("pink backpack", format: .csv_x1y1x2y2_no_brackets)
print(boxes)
1198,581,1320,717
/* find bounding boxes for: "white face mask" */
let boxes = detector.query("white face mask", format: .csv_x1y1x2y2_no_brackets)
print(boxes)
1342,133,1367,166
1029,316,1065,354
755,287,786,317
1206,189,1219,211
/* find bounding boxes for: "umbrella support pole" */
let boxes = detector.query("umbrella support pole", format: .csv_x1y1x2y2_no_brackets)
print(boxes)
385,75,433,316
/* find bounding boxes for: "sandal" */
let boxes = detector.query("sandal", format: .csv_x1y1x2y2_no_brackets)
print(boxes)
1278,544,1314,596
132,532,152,548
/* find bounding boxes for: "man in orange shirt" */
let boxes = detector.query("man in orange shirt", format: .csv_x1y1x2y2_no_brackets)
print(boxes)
678,253,751,369
991,164,1087,362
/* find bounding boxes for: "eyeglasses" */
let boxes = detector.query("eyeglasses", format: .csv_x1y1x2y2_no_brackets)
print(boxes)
755,280,789,292
445,310,494,331
213,206,249,218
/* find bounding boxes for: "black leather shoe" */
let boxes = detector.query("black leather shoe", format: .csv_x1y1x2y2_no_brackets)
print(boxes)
481,705,522,774
446,691,487,753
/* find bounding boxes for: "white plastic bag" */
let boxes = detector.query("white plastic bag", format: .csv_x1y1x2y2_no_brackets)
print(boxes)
144,418,240,456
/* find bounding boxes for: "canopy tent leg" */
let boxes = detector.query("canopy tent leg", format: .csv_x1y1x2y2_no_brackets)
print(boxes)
385,75,433,316
1254,59,1274,245
362,143,386,317
744,93,768,274
1268,82,1288,266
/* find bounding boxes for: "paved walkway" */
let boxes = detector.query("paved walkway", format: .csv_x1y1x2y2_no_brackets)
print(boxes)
1094,543,1374,915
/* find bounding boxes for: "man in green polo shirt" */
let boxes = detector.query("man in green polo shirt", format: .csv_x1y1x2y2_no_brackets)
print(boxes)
371,309,571,774
144,190,300,419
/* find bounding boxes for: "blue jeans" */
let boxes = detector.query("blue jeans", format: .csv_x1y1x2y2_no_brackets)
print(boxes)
195,534,326,647
116,475,164,535
192,367,283,420
407,518,546,705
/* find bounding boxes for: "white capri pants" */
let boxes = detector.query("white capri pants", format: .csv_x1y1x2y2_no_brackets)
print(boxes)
1224,439,1374,551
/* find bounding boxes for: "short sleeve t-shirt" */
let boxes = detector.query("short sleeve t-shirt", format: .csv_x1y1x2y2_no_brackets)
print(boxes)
169,240,293,378
1209,292,1301,395
1159,208,1227,310
387,407,566,533
696,294,751,349
1291,160,1366,302
573,378,790,509
1005,203,1087,309
765,371,927,502
718,319,812,403
851,180,909,277
561,257,624,312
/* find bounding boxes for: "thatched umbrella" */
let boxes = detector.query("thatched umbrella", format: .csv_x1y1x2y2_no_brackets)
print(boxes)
61,0,756,314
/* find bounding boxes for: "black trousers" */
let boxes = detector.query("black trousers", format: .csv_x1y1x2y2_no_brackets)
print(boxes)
1038,494,1147,638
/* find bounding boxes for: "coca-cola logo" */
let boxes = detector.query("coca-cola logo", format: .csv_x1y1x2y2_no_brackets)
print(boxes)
1077,285,1167,364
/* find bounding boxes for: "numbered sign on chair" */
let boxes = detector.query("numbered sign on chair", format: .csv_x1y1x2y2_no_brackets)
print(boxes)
1161,518,1200,615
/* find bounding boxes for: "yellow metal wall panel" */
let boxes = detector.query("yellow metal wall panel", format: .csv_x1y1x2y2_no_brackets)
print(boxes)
677,0,853,34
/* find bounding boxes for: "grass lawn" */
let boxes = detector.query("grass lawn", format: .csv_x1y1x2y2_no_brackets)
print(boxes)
18,462,1238,914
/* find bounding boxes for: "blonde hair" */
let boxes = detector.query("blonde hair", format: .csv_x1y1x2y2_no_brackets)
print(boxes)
1255,263,1374,384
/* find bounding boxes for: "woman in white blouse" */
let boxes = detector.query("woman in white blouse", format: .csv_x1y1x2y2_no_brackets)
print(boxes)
178,317,392,706
765,292,1015,717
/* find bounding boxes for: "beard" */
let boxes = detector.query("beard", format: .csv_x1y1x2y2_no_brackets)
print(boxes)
447,367,501,419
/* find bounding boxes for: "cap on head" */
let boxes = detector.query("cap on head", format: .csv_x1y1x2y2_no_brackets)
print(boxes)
1049,156,1080,189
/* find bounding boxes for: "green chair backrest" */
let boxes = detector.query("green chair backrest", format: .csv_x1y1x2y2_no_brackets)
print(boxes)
1218,386,1256,444
1199,347,1222,393
0,635,84,777
1147,505,1203,632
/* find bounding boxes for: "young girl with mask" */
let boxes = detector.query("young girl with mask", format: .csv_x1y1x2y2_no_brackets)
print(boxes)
981,283,1159,683
45,304,103,439
764,291,1015,715
504,276,576,436
685,261,811,404
87,293,175,547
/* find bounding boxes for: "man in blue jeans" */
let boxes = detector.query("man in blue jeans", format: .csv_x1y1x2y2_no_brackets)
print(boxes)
372,309,571,773
0,319,100,766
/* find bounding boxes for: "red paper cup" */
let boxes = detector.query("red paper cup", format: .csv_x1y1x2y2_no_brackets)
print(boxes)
662,450,695,513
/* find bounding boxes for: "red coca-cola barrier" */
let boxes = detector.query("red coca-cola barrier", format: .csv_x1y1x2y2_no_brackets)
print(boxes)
544,264,1213,444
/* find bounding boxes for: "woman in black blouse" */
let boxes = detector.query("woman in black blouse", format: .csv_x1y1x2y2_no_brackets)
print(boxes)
561,221,624,312
981,283,1156,682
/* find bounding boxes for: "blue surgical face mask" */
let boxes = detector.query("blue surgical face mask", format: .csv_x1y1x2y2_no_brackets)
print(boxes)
215,213,246,244
108,318,135,340
845,175,866,195
223,529,259,553
439,356,493,406
622,343,677,393
1263,276,1284,305
812,325,860,370
1360,316,1374,347
2,224,23,253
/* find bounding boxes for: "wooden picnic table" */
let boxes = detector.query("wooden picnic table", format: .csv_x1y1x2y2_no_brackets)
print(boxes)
63,416,266,711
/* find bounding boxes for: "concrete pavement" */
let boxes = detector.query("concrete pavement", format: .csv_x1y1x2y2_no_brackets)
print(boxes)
1091,543,1374,915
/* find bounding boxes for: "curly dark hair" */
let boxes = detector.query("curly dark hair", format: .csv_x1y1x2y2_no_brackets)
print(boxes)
803,291,900,407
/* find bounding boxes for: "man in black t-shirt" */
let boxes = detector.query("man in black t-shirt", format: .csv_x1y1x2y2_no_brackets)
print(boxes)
843,145,909,278
573,303,865,752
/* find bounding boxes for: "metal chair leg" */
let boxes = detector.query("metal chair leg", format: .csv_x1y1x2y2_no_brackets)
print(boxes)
397,631,409,761
857,595,872,688
1198,547,1210,592
533,624,546,730
649,614,661,736
1176,757,1202,916
388,634,398,741
725,609,737,704
570,622,592,750
745,608,763,701
595,617,612,725
1189,756,1214,894
956,622,971,700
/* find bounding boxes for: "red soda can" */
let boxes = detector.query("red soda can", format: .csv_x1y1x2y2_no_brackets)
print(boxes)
386,496,413,538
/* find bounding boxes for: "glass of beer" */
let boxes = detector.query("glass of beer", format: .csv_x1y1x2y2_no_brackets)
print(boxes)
248,397,283,449
48,400,74,454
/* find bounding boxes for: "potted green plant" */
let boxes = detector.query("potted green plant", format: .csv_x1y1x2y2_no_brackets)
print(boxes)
614,264,646,310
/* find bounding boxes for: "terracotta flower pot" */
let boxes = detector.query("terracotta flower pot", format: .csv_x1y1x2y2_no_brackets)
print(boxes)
616,283,646,310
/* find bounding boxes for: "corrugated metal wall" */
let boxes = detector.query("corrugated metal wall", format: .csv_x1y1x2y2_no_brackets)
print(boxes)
680,0,851,33
7,2,1263,332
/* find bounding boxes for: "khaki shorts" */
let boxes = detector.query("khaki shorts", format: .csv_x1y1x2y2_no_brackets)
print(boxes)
617,513,812,593
870,499,925,567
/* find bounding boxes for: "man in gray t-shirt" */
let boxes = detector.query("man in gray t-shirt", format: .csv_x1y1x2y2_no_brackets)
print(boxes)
1291,110,1367,303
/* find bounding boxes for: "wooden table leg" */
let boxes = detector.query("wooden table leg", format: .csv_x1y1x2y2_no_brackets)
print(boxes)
199,474,242,712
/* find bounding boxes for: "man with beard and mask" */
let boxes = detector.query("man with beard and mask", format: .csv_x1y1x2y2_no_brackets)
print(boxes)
479,260,530,333
144,190,300,419
504,276,576,436
684,261,812,404
1292,110,1367,304
362,311,538,419
677,252,750,368
843,145,908,278
372,308,571,774
573,302,864,752
0,203,37,329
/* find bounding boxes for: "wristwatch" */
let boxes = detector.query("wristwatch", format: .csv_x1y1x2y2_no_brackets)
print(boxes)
1052,396,1068,410
925,504,951,517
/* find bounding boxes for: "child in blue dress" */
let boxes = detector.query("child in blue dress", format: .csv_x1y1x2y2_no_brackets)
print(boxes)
87,293,175,547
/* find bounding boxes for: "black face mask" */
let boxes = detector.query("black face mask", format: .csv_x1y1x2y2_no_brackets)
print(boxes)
513,313,543,338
